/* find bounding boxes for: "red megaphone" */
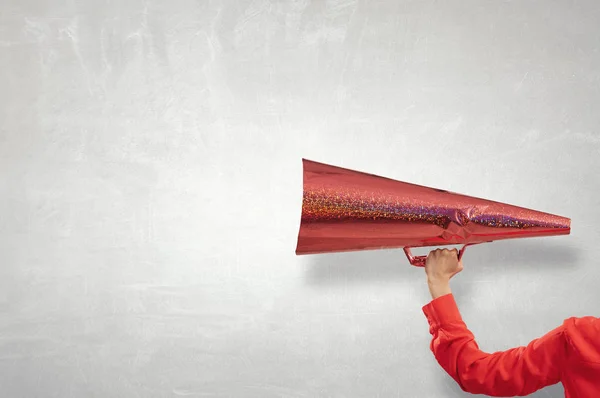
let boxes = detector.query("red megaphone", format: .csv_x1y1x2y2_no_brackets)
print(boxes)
295,159,571,267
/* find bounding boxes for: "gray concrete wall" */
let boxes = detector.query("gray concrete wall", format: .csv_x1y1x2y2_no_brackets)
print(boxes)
1,1,598,397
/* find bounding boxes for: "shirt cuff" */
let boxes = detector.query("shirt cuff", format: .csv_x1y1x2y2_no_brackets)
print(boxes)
422,293,464,329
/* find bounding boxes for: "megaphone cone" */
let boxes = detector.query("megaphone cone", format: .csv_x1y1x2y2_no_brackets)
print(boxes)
295,159,571,266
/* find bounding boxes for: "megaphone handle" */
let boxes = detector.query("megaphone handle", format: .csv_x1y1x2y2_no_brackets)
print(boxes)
404,243,474,267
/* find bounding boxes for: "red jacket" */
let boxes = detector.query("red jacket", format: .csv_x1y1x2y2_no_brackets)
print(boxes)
422,293,600,397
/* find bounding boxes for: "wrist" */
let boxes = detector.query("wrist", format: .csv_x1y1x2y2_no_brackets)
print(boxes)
427,277,451,299
427,274,451,285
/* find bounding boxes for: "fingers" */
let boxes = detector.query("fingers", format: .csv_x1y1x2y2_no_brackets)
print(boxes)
430,248,455,253
429,248,459,257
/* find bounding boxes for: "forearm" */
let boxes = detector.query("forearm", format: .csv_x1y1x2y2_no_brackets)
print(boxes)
427,277,452,299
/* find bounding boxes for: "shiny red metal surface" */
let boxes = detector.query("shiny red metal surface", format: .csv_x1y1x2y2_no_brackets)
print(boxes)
295,159,571,266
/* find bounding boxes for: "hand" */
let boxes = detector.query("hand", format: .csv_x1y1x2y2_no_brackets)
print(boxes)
424,248,463,300
425,248,464,283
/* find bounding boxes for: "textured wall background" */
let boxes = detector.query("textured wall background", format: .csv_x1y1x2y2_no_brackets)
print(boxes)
1,1,599,397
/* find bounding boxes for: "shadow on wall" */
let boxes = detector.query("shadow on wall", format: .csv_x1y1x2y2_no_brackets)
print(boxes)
471,238,580,271
435,377,565,398
530,383,565,398
303,247,417,287
303,238,580,287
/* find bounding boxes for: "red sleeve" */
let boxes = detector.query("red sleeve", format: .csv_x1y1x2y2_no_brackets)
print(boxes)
422,293,568,396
